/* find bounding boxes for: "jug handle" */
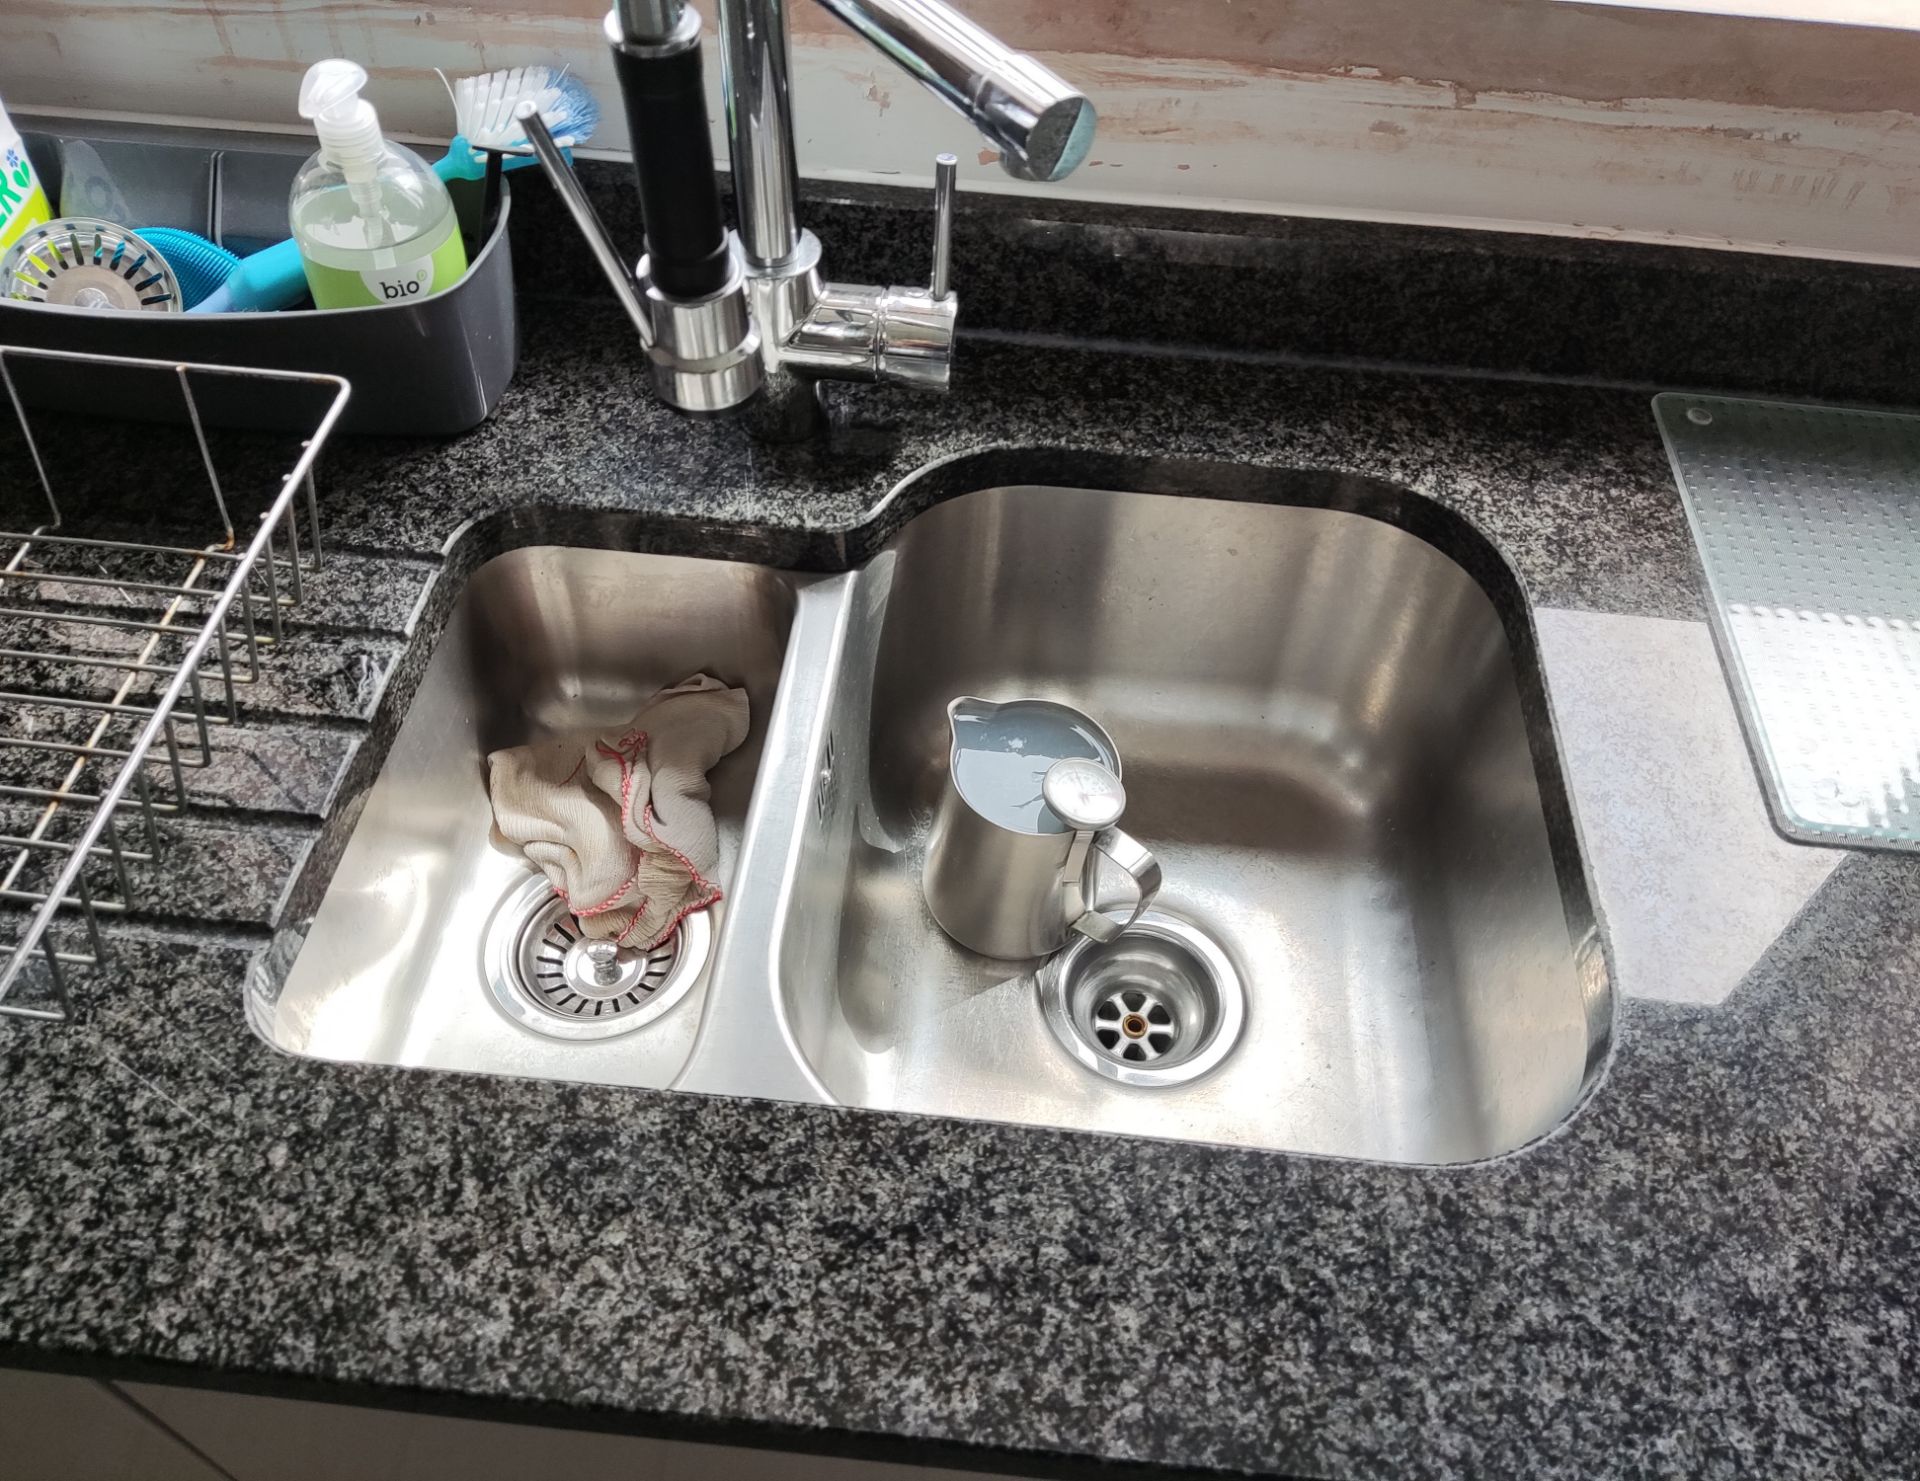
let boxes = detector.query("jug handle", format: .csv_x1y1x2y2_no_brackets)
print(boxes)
1067,828,1162,944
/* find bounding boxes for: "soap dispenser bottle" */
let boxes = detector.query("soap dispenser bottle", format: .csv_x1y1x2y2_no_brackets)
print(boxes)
290,59,467,309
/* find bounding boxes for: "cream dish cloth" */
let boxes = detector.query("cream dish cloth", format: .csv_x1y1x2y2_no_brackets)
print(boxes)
487,674,749,948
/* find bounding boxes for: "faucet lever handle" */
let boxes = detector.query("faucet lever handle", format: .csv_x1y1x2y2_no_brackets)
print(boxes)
518,102,656,349
929,152,957,300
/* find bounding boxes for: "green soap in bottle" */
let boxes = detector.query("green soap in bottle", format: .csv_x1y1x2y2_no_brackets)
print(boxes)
290,60,467,309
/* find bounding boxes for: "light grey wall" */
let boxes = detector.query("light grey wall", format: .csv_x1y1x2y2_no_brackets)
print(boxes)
3,0,1920,262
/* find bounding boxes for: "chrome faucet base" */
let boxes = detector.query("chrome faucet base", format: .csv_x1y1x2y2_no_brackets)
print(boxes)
788,283,957,391
734,225,962,435
639,246,763,413
741,239,833,440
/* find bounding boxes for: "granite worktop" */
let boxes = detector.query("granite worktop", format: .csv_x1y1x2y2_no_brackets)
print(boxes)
4,253,1919,1480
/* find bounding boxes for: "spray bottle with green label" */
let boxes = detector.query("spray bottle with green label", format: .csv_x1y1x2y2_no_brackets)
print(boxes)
290,60,467,310
0,96,53,254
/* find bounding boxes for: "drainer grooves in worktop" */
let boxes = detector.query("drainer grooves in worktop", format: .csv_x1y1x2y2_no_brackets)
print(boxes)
1654,393,1920,851
0,346,349,1023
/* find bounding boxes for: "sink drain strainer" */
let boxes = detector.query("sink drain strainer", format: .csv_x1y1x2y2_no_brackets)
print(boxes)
1039,911,1245,1087
483,874,710,1041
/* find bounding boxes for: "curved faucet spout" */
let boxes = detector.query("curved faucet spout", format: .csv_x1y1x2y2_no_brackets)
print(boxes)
813,0,1096,183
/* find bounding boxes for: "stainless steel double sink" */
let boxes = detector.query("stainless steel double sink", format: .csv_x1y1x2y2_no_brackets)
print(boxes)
266,477,1610,1164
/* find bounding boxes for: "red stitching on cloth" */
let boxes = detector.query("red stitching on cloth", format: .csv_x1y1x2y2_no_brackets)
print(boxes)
567,723,727,949
614,901,651,946
639,801,720,896
644,889,717,950
542,744,642,919
598,735,650,858
631,798,723,948
570,873,638,918
601,728,646,761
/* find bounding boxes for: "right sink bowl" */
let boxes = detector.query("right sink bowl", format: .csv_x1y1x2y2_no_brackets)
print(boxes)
758,482,1609,1164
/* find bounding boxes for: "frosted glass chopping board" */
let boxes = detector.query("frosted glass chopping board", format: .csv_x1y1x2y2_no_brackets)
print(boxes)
1655,393,1920,851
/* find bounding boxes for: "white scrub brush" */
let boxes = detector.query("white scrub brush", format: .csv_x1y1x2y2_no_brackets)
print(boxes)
438,66,600,180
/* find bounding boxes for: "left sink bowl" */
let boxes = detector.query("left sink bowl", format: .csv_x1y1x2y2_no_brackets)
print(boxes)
263,546,800,1088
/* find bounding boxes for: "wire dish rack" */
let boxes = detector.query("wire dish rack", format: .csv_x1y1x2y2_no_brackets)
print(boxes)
0,346,349,1023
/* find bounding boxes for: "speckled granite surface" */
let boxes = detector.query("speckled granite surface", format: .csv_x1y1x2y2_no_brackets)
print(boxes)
4,281,1919,1481
545,164,1920,407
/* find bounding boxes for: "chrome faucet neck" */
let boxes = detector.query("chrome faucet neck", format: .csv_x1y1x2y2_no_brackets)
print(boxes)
716,0,806,269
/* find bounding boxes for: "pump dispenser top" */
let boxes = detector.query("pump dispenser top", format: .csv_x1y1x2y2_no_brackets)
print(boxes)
298,61,384,182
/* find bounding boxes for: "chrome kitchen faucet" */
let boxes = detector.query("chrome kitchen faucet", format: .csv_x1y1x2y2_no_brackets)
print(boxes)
523,0,1095,439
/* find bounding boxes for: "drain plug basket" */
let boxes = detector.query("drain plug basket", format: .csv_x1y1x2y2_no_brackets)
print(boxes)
484,874,711,1042
1039,911,1245,1087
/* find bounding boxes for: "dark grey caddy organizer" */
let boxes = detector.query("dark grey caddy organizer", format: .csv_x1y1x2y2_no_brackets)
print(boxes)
0,117,516,435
